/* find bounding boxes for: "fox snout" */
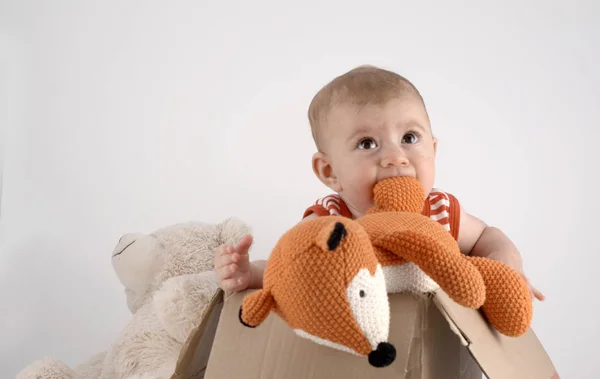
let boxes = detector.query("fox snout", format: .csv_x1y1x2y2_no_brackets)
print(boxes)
369,342,396,367
346,264,396,367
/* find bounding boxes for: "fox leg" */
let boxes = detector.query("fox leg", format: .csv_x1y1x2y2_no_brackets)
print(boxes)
239,289,275,328
376,230,486,308
465,256,533,337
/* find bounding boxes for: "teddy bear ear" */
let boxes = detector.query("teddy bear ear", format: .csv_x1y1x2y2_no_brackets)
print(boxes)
218,217,252,246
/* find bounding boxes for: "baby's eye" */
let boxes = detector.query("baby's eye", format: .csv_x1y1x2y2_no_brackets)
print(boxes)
402,132,419,144
358,138,377,150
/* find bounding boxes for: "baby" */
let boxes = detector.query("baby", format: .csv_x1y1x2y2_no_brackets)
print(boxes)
213,65,544,302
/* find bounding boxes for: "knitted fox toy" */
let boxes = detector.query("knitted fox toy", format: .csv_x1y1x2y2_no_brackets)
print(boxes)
239,176,532,366
360,176,533,337
239,216,397,368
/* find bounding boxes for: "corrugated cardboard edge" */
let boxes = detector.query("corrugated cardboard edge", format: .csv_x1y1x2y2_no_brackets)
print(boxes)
419,292,482,379
170,288,225,379
431,289,560,379
428,291,471,347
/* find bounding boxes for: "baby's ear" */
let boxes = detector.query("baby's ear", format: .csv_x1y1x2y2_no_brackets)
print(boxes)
239,289,275,328
315,219,348,252
312,152,342,192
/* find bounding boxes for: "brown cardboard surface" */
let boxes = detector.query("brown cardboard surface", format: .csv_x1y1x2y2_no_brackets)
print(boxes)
203,290,481,379
433,290,560,379
170,289,224,379
174,288,558,379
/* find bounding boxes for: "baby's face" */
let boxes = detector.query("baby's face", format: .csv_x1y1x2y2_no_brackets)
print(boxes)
319,96,437,217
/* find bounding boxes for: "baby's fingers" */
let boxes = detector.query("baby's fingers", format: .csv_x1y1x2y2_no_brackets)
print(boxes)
215,261,239,281
532,286,546,301
220,276,249,292
236,235,254,255
214,246,237,270
521,275,546,302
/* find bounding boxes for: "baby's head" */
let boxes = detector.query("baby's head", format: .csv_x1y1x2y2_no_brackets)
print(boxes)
308,65,437,218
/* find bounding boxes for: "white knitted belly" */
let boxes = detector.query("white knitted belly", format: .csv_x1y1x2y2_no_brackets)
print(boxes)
382,263,440,294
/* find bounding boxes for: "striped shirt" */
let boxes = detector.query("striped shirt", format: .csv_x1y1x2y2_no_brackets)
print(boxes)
302,188,461,240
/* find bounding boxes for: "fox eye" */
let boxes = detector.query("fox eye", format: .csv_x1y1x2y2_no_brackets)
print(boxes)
359,290,366,298
358,138,377,150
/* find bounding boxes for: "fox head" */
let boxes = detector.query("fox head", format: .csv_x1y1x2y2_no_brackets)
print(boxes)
239,216,396,368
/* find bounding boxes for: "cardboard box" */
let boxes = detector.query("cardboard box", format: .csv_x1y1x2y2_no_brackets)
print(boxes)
171,288,559,379
169,288,224,379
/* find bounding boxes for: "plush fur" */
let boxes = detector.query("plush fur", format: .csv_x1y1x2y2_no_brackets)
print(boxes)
17,217,251,379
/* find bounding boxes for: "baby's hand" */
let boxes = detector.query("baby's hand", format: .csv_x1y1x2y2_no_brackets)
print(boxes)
214,234,254,292
522,275,546,302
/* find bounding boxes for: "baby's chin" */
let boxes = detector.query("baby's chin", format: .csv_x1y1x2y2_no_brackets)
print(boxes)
355,201,377,217
337,196,372,219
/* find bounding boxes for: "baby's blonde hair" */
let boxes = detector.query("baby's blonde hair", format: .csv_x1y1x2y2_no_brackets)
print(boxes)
308,65,426,151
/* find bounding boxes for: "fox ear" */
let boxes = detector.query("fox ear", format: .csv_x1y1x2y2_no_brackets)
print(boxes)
316,219,348,252
239,289,275,328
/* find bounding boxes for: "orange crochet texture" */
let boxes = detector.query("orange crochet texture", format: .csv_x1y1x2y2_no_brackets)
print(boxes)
239,216,397,368
239,176,533,368
360,176,533,337
359,177,486,308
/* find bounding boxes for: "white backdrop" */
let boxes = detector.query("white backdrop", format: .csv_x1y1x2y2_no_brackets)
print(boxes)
1,1,599,378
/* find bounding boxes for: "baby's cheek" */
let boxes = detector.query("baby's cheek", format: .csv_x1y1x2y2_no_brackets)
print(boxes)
416,149,435,161
417,173,435,198
360,183,378,207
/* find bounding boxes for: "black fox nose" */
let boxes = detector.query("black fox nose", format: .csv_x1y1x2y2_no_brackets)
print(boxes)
368,342,396,367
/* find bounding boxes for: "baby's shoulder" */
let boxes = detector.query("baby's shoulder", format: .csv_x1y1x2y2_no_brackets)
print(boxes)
426,188,460,207
302,193,352,218
425,188,462,216
424,188,462,239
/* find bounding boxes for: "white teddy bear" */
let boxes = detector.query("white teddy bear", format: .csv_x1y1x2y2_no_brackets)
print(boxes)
17,217,251,379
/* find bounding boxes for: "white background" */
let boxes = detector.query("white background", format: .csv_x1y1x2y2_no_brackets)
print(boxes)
1,1,599,378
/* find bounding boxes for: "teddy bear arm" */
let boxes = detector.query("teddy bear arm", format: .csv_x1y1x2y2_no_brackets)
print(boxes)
153,271,220,344
16,358,78,379
73,351,107,379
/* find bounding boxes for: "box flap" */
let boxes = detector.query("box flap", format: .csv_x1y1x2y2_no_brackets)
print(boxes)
432,289,560,379
419,293,482,379
170,289,224,379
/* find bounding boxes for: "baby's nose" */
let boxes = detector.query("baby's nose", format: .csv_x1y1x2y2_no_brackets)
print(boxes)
380,149,409,167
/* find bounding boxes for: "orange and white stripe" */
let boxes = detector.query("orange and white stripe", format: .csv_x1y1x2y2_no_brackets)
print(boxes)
316,195,343,216
304,188,460,240
427,190,451,232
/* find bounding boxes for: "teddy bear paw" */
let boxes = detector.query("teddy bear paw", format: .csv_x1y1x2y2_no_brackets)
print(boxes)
153,271,220,343
16,357,77,379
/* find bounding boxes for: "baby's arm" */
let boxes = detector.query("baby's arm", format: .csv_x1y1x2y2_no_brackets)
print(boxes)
456,208,523,271
457,205,545,301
